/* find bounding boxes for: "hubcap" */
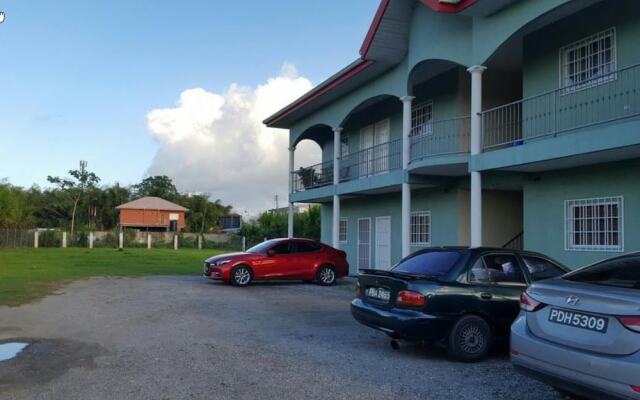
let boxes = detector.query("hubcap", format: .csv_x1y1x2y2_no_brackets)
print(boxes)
234,268,251,285
320,268,335,284
459,325,485,354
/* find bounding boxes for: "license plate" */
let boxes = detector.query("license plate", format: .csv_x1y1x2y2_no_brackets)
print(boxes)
365,287,391,302
548,308,609,333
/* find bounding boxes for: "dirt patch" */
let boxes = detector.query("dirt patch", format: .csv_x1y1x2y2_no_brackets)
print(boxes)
0,338,107,392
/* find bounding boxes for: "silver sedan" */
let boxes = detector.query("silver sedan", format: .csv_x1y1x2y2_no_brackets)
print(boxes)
511,253,640,400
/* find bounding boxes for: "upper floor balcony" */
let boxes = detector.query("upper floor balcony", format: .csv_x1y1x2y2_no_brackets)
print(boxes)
410,116,470,161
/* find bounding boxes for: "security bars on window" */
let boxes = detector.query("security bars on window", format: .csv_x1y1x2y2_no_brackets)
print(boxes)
565,196,623,252
411,101,433,137
410,211,431,246
559,28,616,93
339,218,348,243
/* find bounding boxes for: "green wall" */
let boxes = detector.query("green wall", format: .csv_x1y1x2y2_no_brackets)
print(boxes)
523,159,640,269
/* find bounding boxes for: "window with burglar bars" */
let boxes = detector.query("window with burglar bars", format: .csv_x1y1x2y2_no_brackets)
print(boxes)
411,101,433,136
339,218,348,243
565,197,623,252
559,28,616,92
410,211,431,246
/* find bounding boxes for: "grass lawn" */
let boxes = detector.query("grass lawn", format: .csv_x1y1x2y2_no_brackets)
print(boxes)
0,248,227,307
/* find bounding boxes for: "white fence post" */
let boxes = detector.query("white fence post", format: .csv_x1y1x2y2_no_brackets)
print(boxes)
198,235,202,250
174,235,178,250
242,236,246,252
34,231,39,249
62,232,67,248
119,231,124,249
147,233,152,249
89,232,94,249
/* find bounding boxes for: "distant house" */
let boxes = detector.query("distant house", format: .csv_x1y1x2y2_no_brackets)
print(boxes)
217,214,242,233
116,197,188,232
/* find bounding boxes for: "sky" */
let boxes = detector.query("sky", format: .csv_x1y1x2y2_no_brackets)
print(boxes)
0,0,379,214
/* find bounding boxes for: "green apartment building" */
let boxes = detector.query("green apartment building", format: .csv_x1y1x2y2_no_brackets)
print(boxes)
264,0,640,273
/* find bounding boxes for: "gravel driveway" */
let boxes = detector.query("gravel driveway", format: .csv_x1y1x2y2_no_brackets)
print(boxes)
0,276,561,400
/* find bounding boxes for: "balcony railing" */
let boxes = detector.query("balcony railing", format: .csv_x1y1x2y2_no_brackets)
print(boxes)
291,161,333,192
339,138,402,182
482,63,640,151
410,117,471,161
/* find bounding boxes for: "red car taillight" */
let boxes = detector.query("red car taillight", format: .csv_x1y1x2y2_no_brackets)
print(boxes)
619,317,640,333
631,385,640,394
396,291,426,308
520,292,545,312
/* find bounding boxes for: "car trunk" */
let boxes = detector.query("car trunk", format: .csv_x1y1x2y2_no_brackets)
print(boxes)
526,278,640,356
357,270,441,309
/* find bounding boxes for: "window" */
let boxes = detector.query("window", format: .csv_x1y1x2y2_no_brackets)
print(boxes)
341,136,349,157
410,211,431,246
339,218,348,243
565,196,623,252
411,101,433,137
292,241,321,253
470,255,525,285
392,250,461,278
564,255,640,290
521,256,567,282
271,242,291,254
559,28,616,92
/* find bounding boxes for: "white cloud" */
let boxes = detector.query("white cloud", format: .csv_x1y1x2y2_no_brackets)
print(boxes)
145,64,321,215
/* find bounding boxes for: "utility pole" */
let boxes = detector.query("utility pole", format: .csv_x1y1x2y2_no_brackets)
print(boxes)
274,194,279,210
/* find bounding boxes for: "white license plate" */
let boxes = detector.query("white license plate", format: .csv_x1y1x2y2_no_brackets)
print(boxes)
548,308,609,333
365,287,391,302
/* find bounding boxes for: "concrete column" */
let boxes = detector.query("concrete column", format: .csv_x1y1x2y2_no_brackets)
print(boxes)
89,232,94,249
400,96,415,258
62,232,67,248
242,236,246,252
288,146,295,238
198,235,202,250
34,231,39,249
332,127,343,249
118,231,123,249
147,233,152,249
468,65,487,247
173,235,178,250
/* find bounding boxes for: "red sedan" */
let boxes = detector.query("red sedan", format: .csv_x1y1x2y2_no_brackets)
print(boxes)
203,238,349,286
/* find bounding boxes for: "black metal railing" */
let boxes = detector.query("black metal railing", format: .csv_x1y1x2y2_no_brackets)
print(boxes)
339,138,402,182
410,116,471,161
482,63,640,150
291,160,333,192
502,232,524,250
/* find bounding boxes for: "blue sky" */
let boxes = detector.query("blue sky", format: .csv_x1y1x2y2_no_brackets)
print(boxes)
0,0,378,196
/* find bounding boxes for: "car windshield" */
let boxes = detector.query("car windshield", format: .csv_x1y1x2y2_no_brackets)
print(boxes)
246,240,280,254
564,255,640,289
392,251,461,278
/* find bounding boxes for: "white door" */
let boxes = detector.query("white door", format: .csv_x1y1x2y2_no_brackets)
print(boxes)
360,126,374,177
375,216,391,269
357,218,371,269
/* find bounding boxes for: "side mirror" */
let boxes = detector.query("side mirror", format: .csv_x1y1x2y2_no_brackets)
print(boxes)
266,249,276,257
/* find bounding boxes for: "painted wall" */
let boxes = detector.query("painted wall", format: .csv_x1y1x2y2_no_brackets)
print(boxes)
523,159,640,269
118,209,186,230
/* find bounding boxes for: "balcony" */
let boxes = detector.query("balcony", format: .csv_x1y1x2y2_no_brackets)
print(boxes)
482,63,640,151
410,117,471,161
339,139,402,182
291,161,333,192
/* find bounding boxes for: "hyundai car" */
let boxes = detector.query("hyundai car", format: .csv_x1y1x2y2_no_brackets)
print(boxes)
203,238,349,286
511,253,640,399
351,247,569,362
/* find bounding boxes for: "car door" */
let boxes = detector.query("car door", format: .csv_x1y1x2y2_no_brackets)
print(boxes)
468,252,528,335
263,241,294,279
289,241,322,278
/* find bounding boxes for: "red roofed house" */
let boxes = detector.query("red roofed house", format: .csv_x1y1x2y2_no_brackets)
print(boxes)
116,197,188,232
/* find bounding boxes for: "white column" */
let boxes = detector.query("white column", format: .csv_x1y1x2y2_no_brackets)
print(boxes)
89,232,94,249
468,65,486,247
198,235,202,250
34,231,39,249
62,232,67,248
400,96,414,258
173,235,178,250
118,231,124,249
332,127,343,249
287,146,295,238
147,233,152,249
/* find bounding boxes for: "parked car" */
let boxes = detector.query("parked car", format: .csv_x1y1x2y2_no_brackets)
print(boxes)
351,247,569,362
203,238,349,287
511,253,640,400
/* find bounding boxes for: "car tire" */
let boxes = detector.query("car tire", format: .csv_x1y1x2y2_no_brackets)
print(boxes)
230,265,253,287
447,315,491,362
316,265,336,286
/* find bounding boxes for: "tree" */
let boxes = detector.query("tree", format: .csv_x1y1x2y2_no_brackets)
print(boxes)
47,160,100,235
131,176,179,200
